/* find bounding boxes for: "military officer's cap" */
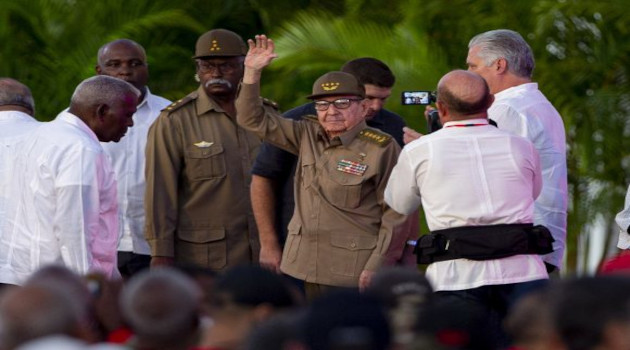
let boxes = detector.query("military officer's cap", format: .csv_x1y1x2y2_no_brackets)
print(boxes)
193,29,247,59
307,71,366,100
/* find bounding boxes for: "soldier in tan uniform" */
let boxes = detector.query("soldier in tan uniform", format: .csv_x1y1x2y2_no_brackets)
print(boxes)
236,35,404,298
144,29,261,270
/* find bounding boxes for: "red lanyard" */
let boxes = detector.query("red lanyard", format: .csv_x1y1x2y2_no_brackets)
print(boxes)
444,123,487,128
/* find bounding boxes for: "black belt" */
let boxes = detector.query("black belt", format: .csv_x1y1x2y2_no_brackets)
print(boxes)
414,223,554,264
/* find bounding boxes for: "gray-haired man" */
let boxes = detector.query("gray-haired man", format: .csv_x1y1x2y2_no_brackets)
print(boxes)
0,76,138,284
466,29,567,273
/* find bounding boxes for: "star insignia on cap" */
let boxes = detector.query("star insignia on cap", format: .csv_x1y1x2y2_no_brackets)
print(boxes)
210,40,221,52
322,82,340,91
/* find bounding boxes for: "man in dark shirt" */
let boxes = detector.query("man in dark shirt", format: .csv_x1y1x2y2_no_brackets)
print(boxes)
250,58,410,272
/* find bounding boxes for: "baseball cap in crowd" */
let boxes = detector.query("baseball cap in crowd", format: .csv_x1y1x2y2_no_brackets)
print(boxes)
307,71,365,99
366,266,433,309
193,28,247,59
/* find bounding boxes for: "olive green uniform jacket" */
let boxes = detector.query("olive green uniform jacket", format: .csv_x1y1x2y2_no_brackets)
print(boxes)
145,86,260,270
236,82,404,287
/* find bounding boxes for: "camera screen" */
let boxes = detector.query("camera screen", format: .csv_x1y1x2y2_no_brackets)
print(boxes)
402,91,431,105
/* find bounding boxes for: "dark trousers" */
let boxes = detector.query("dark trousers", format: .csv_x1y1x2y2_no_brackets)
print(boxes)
117,251,151,279
434,279,548,349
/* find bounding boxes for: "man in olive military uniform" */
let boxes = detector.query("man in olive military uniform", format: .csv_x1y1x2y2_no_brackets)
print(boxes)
236,35,404,298
145,29,261,270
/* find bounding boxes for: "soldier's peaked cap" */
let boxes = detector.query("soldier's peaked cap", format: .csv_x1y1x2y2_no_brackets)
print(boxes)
193,29,247,59
307,71,365,99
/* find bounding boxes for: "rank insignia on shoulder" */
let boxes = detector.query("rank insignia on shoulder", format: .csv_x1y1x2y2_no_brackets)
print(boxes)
261,97,279,109
162,95,194,113
358,129,392,147
337,159,368,176
301,114,318,122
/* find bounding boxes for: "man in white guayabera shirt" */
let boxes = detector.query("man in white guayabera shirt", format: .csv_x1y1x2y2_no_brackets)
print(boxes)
466,29,568,273
385,70,550,348
0,75,139,285
96,39,171,278
0,79,41,284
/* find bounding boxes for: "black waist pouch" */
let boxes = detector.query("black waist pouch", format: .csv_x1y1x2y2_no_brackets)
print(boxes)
415,224,554,264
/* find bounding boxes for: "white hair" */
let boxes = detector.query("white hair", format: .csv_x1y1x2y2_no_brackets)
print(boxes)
469,29,535,78
70,75,139,107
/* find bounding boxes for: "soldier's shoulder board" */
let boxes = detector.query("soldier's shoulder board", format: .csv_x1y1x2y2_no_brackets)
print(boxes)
261,97,279,110
301,114,319,122
161,93,196,113
358,128,392,147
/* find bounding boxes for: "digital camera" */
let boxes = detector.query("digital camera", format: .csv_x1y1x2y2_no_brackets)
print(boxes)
401,91,436,105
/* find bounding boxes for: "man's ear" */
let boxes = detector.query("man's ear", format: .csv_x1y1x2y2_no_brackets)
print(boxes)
96,104,108,122
95,64,102,75
436,100,448,123
495,57,508,74
360,98,370,118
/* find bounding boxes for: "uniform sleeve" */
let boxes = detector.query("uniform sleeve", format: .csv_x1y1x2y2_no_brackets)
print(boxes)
364,142,406,271
236,82,304,154
54,148,115,275
384,147,423,215
144,112,182,257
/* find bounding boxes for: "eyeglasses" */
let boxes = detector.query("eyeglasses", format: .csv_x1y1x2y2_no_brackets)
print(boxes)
314,98,363,111
197,60,240,74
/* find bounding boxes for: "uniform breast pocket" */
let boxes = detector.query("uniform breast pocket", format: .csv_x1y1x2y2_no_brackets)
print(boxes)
322,171,364,209
184,144,226,181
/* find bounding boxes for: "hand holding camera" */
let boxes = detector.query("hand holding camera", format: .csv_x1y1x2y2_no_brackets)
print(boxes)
401,90,442,133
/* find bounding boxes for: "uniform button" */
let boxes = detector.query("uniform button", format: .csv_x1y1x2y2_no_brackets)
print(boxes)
351,242,357,248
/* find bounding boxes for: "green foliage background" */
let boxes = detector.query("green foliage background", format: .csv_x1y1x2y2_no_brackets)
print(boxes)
1,0,628,273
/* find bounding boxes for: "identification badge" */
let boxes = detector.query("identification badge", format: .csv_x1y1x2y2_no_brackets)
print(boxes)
337,159,367,176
